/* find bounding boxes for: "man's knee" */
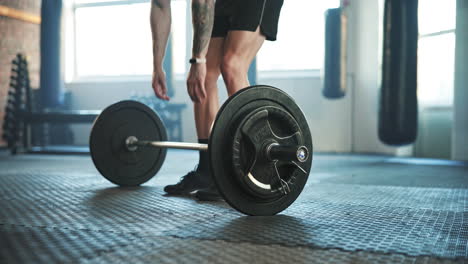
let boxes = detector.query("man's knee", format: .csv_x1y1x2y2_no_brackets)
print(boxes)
206,67,221,84
221,53,246,82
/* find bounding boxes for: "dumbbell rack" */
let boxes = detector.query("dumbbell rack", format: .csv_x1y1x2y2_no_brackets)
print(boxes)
2,54,30,154
2,54,100,154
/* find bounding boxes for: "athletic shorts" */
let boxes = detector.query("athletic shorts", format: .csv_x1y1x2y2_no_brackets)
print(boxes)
211,0,284,41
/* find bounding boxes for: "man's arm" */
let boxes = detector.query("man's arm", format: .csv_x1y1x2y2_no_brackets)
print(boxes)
151,0,171,70
150,0,171,100
186,0,214,102
191,0,215,59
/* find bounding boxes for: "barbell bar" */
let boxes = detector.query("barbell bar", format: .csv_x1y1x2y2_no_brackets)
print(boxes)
124,136,309,163
125,136,208,151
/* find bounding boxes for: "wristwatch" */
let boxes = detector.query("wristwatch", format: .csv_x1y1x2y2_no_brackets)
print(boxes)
189,58,207,64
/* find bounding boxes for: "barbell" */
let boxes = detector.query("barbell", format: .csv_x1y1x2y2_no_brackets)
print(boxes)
89,85,313,216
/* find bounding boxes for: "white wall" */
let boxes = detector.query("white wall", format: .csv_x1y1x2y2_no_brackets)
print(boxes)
415,108,452,159
452,0,468,160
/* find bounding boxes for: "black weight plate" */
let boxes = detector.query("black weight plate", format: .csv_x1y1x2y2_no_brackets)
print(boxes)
210,85,313,216
90,100,167,186
232,106,304,199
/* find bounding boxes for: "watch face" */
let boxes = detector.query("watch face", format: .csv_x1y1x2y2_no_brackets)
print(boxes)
189,58,206,64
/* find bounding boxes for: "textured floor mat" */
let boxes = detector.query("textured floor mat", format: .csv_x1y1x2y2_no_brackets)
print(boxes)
0,151,467,263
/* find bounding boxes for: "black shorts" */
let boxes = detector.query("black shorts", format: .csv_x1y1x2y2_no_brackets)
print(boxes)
211,0,284,41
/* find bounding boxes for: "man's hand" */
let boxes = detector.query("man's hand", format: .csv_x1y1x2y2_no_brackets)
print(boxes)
186,0,213,103
152,68,170,101
186,63,207,103
150,0,171,100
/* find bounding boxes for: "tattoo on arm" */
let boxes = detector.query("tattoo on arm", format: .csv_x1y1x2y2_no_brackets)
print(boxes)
153,0,170,8
192,0,214,56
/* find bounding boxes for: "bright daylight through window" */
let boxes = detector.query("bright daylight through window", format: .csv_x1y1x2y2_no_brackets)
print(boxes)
70,0,342,79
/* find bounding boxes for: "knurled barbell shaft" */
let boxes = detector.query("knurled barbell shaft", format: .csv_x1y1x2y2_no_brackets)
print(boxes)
137,141,208,151
126,136,208,151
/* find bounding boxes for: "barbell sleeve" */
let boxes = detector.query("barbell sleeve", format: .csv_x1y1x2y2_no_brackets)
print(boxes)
266,143,309,163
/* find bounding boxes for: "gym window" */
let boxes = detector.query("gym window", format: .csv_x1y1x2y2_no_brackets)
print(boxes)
68,0,187,80
68,0,340,80
417,0,456,107
257,0,340,72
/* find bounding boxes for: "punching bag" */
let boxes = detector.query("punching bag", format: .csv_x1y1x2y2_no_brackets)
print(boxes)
378,0,419,146
40,0,64,108
323,8,347,99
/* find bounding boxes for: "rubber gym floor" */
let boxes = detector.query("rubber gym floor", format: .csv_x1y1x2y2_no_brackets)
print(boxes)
0,149,467,263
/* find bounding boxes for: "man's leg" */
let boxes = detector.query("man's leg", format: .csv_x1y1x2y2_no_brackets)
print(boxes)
164,37,224,195
194,28,266,201
194,37,224,139
193,37,224,172
221,27,266,95
196,0,283,201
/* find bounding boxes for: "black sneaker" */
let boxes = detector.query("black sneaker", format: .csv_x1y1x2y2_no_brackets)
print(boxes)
164,170,210,195
195,185,223,201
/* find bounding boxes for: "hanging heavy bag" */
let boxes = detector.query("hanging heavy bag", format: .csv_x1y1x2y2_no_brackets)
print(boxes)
323,7,347,99
40,0,64,108
378,0,419,146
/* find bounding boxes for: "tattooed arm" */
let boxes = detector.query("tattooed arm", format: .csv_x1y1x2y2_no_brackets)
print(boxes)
186,0,215,102
150,0,171,100
191,0,215,59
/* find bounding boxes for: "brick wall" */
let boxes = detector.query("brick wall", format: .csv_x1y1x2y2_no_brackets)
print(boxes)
0,0,40,147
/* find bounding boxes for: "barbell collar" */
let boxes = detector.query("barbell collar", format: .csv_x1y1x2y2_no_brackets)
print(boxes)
266,143,309,163
126,136,208,151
